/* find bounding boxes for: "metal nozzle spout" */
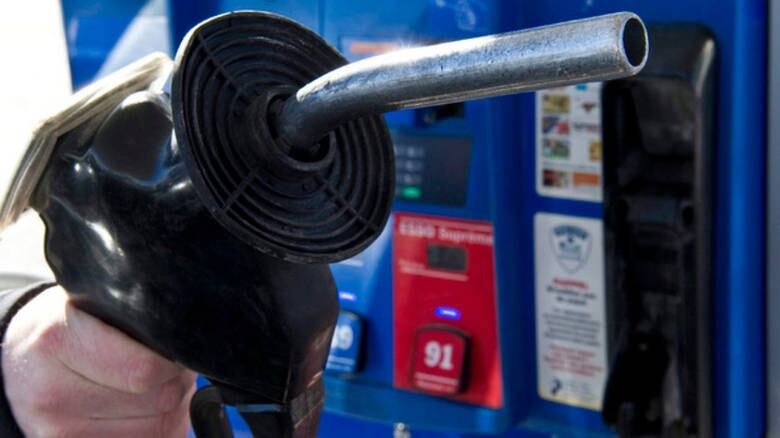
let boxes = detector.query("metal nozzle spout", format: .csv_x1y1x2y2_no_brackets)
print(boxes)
275,12,648,150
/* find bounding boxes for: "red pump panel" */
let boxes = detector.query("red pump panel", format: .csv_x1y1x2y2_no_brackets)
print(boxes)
393,213,503,408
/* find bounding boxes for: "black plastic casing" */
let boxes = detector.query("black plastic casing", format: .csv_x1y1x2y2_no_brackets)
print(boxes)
32,90,339,406
601,25,716,437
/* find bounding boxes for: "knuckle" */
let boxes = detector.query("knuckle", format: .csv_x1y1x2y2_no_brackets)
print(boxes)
56,425,87,438
140,415,167,438
161,408,188,438
26,382,66,416
125,354,164,393
155,380,186,413
27,424,55,438
20,414,62,438
159,416,171,438
56,429,74,438
35,323,65,357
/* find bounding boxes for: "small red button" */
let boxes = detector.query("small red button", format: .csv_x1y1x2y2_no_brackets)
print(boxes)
410,326,469,395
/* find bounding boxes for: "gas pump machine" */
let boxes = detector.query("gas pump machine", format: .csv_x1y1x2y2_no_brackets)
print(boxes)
8,0,769,437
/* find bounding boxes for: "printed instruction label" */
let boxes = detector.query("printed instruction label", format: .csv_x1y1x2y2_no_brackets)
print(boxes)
536,83,603,202
534,213,606,410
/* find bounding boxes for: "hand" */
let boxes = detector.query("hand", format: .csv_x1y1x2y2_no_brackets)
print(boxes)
2,286,196,437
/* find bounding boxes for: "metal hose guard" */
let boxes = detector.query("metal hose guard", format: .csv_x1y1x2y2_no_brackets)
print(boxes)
172,12,394,264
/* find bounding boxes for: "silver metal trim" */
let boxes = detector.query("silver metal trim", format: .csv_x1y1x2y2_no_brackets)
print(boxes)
768,0,780,435
0,52,173,232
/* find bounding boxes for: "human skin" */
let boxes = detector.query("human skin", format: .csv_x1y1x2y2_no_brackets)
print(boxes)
2,286,196,437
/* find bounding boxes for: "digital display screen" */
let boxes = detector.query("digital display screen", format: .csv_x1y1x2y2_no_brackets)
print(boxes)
426,244,467,272
392,133,472,206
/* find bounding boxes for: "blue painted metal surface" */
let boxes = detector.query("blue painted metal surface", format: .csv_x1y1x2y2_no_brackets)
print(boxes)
60,0,170,89
513,3,768,437
518,3,767,437
60,0,148,88
60,0,767,436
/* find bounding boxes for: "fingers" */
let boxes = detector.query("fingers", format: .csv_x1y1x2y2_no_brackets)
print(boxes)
58,297,185,394
2,286,198,438
78,383,194,438
33,366,195,419
31,382,194,438
13,286,184,394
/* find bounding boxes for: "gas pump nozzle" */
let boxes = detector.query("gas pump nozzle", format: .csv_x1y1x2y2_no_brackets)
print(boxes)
276,12,648,150
0,11,646,438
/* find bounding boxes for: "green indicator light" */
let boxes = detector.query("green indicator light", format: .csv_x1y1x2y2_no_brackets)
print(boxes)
402,186,422,199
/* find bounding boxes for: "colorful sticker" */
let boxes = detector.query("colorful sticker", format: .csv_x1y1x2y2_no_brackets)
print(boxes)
534,213,607,410
536,83,603,202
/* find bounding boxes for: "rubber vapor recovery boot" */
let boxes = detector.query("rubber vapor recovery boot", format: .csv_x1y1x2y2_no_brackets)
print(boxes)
1,11,394,438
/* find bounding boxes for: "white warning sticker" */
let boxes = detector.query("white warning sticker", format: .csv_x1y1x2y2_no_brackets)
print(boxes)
536,83,603,202
535,213,606,410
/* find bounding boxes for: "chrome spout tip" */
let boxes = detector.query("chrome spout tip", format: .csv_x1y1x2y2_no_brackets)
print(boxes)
619,13,649,72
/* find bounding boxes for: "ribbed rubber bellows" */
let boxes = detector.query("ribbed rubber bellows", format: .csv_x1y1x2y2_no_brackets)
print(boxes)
171,12,394,263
